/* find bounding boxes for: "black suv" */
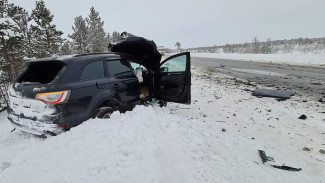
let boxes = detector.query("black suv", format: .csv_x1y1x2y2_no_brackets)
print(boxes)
7,35,191,136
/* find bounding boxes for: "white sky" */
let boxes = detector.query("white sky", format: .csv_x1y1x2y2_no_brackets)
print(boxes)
12,0,325,48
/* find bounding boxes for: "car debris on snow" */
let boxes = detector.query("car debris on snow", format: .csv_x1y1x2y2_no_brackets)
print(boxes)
319,98,325,103
319,149,325,154
272,165,302,171
310,82,322,85
258,150,274,164
302,147,311,151
258,150,302,171
298,114,307,120
252,89,295,99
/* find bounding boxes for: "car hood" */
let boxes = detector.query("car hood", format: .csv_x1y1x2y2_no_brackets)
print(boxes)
109,34,162,70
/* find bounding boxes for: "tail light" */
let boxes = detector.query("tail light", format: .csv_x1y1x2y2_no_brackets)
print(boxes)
35,90,70,104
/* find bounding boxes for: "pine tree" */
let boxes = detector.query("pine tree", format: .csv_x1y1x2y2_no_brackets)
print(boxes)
175,42,181,52
69,15,88,54
0,0,28,83
30,0,63,58
85,7,106,52
261,38,272,54
104,32,110,50
106,32,110,43
13,5,33,58
251,36,260,54
60,40,72,55
111,31,121,43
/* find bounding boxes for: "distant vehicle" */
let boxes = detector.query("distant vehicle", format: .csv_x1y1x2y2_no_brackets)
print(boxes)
7,34,191,136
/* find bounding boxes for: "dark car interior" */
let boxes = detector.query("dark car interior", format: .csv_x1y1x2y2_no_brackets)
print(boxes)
18,62,64,84
129,62,151,99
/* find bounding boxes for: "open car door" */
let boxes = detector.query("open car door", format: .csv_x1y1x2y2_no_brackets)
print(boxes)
156,52,191,104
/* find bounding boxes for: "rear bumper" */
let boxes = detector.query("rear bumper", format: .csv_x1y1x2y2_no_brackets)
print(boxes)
6,94,69,136
7,112,63,136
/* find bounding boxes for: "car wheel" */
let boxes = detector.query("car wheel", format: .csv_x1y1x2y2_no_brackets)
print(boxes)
96,107,114,119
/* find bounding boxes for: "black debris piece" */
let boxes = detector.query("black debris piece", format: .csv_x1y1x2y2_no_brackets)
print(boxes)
276,98,287,102
258,150,302,172
319,149,325,154
252,89,295,99
319,98,325,103
258,150,269,164
298,114,307,120
310,82,322,85
272,165,302,171
302,147,311,151
222,128,226,132
258,150,274,162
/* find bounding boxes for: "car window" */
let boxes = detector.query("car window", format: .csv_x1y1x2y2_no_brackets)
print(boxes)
80,61,104,80
107,60,132,77
160,55,186,72
130,62,147,71
130,62,138,69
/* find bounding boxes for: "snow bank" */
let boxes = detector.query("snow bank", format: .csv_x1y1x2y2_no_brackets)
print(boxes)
190,52,325,66
0,68,324,183
0,106,218,183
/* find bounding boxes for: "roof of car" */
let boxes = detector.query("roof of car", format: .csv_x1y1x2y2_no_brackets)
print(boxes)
29,52,130,64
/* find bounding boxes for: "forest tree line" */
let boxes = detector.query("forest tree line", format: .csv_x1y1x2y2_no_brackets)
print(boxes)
0,0,121,84
189,37,325,54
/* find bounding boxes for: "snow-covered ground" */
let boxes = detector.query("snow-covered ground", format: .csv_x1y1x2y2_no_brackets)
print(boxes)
0,67,324,183
190,52,325,66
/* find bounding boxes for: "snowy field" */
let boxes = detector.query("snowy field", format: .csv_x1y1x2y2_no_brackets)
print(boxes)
0,67,325,183
190,52,325,66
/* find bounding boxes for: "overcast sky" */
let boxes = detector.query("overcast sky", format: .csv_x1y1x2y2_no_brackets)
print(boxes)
12,0,325,48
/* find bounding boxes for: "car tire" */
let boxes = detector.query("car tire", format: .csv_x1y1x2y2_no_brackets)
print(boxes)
96,107,114,119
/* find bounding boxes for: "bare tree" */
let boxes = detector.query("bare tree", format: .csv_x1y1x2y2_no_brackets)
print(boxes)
175,42,181,52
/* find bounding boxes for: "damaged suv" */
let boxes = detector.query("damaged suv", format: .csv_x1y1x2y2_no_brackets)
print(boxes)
7,34,191,136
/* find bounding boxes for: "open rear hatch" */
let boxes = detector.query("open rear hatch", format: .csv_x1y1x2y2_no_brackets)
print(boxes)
109,32,162,70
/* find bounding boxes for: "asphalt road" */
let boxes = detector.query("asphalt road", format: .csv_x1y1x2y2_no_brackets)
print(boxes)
192,57,325,102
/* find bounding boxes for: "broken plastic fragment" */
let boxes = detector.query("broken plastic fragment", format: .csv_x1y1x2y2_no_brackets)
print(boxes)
252,89,295,99
272,165,302,171
258,150,268,164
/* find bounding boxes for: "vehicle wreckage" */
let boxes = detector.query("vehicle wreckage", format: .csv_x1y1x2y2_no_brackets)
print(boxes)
7,32,191,136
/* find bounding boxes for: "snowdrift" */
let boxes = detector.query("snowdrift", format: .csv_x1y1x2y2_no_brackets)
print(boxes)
0,106,215,183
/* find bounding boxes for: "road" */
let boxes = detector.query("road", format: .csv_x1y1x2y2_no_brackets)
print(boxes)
191,57,325,101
